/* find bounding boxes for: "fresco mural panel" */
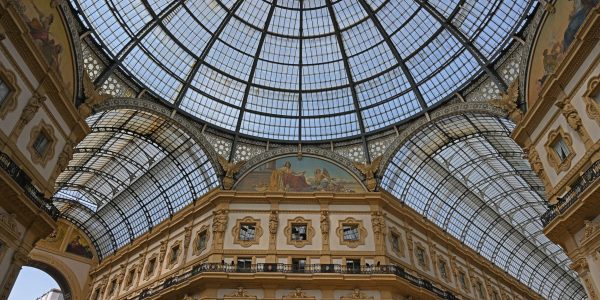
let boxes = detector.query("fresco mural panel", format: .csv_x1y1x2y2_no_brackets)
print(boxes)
236,156,365,192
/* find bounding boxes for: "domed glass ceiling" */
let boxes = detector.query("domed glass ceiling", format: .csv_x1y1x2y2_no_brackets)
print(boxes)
70,0,533,141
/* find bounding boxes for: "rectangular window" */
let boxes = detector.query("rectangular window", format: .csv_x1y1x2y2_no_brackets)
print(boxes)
459,271,467,290
239,223,256,241
291,224,307,240
0,79,9,106
439,260,448,279
476,281,484,298
346,258,361,273
594,92,600,104
552,137,570,162
146,257,156,277
292,258,306,272
126,269,135,286
342,224,359,241
197,230,207,251
32,131,50,157
391,233,399,252
237,257,252,271
109,279,116,295
170,245,180,264
416,247,427,267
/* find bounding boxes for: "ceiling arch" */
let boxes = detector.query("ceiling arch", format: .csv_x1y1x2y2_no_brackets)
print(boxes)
380,113,585,299
53,108,219,259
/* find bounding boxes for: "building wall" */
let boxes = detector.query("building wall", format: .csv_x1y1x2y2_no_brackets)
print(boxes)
84,192,538,300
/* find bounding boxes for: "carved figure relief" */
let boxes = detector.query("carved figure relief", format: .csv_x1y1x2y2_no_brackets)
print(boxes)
218,155,246,190
352,156,383,191
78,70,109,118
340,289,374,300
490,80,522,123
555,97,592,147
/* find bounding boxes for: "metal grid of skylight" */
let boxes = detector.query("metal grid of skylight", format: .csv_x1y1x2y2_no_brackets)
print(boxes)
69,0,534,141
380,114,585,299
53,109,219,259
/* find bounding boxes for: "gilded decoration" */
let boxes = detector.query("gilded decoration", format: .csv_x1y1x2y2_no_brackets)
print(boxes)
352,156,383,191
388,226,405,258
236,156,364,192
340,289,374,300
490,80,522,123
284,216,315,248
212,209,228,250
583,75,600,125
0,65,20,119
524,146,551,192
336,217,367,248
218,155,246,190
192,225,210,256
78,70,109,118
232,216,263,248
26,120,56,167
167,240,182,269
544,127,576,174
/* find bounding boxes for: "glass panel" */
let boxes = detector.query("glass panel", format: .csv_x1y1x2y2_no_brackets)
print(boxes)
342,224,359,241
552,137,570,162
291,224,307,241
239,223,256,241
33,132,50,156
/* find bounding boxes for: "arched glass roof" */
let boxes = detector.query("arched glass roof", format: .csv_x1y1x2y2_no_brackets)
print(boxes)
69,0,534,141
381,113,585,299
53,109,219,259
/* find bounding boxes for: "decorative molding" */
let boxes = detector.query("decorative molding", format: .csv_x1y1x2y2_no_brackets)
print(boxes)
583,75,600,126
192,225,210,256
212,209,228,250
13,92,46,140
232,216,263,248
544,127,575,174
78,70,109,118
0,212,20,239
413,241,430,270
166,240,182,269
284,216,315,248
524,146,551,193
555,96,593,148
388,226,405,258
340,289,374,300
144,252,158,279
224,287,256,299
336,217,367,248
269,210,279,237
26,120,56,167
584,220,600,240
0,64,20,119
320,210,330,248
283,288,313,299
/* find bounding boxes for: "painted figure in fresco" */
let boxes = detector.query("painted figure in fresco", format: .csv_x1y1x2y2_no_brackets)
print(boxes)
269,161,310,192
563,0,599,49
18,2,63,72
66,235,93,258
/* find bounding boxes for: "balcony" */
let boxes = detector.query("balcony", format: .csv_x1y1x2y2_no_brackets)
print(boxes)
541,159,600,227
133,263,457,300
0,151,60,220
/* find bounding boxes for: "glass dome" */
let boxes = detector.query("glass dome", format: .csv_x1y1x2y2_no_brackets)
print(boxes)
70,0,532,141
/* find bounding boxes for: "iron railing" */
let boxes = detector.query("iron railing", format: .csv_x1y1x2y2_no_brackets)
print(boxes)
0,152,60,220
131,263,457,300
541,159,600,227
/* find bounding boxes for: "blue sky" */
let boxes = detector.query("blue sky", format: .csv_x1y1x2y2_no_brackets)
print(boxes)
9,267,59,300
